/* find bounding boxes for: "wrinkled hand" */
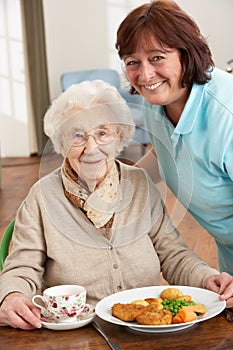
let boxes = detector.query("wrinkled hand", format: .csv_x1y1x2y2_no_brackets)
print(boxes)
204,272,233,308
0,292,41,330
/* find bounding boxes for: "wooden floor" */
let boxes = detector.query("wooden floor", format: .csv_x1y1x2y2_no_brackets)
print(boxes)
0,146,218,272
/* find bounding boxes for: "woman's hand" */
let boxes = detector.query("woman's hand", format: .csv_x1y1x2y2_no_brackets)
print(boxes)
0,292,41,330
204,272,233,308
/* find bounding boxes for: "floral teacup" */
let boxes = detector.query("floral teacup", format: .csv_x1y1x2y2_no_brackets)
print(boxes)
32,285,86,322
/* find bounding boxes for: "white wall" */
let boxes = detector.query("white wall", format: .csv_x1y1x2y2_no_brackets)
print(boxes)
42,0,147,100
43,0,233,101
176,0,233,70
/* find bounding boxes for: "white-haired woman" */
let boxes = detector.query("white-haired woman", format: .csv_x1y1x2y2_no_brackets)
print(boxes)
0,80,232,330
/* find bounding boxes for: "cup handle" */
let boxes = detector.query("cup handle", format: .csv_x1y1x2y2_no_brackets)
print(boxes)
32,295,46,311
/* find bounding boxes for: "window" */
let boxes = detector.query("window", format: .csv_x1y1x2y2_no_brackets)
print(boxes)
0,0,29,156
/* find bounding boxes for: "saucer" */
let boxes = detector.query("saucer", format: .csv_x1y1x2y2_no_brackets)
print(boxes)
41,304,95,330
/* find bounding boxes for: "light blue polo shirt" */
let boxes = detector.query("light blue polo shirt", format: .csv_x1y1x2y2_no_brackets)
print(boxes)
144,68,233,274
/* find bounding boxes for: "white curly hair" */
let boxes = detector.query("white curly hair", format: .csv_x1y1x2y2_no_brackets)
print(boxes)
44,80,135,154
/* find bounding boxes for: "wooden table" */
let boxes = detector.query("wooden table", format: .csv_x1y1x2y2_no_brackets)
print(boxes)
0,313,232,350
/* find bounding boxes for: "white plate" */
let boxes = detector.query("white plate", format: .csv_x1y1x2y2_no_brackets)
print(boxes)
95,286,226,333
41,304,95,331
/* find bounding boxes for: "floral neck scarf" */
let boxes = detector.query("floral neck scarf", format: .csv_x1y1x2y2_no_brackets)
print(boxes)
61,158,121,234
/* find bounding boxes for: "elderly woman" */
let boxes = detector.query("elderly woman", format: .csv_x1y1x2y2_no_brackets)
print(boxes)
0,80,232,330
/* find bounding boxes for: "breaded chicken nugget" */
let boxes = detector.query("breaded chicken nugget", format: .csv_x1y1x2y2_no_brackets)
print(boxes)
131,299,149,306
136,308,173,325
112,303,146,322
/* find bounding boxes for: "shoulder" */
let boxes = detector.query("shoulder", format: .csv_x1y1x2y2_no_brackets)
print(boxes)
24,168,62,201
204,68,233,112
117,160,161,198
39,167,62,186
117,159,149,180
16,168,64,220
188,68,233,127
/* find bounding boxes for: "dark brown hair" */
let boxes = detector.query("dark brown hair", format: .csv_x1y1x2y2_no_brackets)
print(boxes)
116,0,214,94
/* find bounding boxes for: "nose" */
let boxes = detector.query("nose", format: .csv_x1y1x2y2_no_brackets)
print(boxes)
83,135,98,153
140,61,155,81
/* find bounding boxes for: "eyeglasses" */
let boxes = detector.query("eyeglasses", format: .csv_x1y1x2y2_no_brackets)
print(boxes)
72,127,117,147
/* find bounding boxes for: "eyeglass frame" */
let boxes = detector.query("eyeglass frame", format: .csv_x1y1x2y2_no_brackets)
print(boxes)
70,125,119,147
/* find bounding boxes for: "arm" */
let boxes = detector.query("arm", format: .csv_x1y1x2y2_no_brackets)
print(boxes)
146,176,218,287
149,184,233,306
0,185,47,328
0,201,46,304
152,207,219,287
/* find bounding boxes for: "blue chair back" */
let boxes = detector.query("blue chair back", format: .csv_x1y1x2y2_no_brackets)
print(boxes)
61,69,121,91
60,68,150,146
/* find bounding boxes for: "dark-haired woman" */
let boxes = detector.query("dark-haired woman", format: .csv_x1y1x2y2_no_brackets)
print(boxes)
116,0,233,275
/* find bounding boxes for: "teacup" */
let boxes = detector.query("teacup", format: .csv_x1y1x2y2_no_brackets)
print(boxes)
32,285,86,322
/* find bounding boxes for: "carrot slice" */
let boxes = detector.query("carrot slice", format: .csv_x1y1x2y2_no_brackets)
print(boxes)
182,304,206,315
179,309,198,323
172,313,183,324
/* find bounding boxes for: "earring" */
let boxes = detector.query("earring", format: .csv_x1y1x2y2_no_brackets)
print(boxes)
226,59,233,73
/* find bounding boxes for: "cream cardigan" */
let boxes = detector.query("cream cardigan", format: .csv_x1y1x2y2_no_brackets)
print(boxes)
0,161,218,305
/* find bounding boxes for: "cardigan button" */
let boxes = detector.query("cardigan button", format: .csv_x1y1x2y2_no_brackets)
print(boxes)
113,264,118,269
117,285,122,291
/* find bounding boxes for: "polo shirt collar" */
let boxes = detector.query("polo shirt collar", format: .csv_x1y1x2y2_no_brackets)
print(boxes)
174,83,205,135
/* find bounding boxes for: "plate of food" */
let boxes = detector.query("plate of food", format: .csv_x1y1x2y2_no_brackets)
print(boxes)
95,286,226,333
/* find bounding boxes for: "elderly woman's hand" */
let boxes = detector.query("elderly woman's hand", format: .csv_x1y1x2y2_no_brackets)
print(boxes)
0,292,41,330
204,272,233,308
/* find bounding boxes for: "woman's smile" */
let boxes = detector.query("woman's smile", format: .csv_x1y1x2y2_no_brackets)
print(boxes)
82,160,103,165
144,80,166,91
80,155,106,165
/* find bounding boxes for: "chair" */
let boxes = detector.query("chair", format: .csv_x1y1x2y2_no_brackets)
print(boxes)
0,219,15,270
60,69,150,149
61,69,121,92
119,87,150,147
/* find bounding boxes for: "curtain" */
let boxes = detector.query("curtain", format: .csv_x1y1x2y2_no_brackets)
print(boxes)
21,0,50,155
